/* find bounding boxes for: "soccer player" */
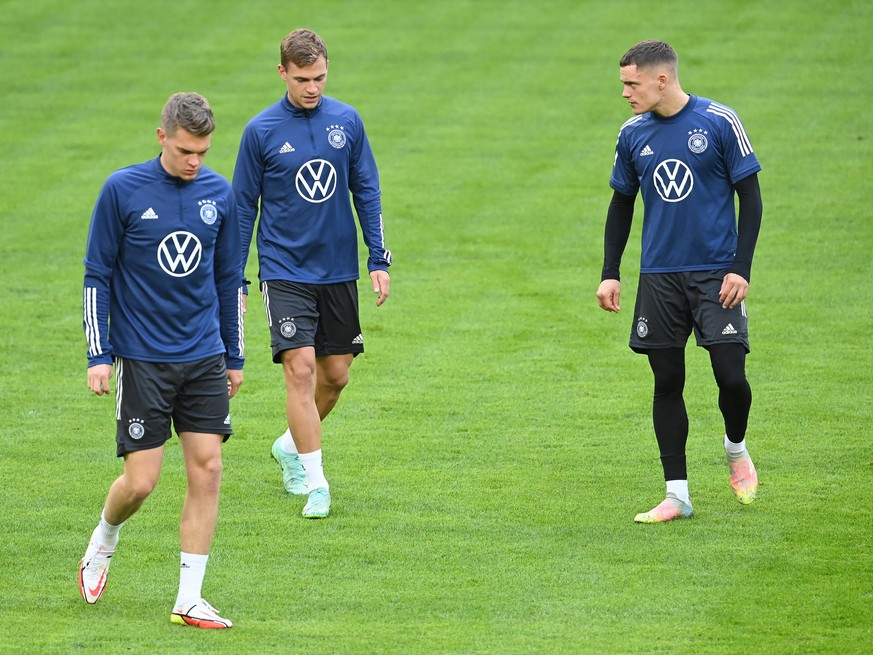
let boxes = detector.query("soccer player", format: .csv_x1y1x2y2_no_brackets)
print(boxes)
233,28,392,519
595,40,763,523
79,93,244,628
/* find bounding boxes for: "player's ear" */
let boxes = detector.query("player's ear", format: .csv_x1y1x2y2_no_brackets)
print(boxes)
278,64,287,81
156,127,166,145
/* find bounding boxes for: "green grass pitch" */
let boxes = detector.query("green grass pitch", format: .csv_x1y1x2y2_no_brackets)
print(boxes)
0,0,871,653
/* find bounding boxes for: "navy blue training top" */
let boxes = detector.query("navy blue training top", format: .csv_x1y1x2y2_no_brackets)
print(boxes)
233,95,391,285
83,156,245,369
610,95,761,273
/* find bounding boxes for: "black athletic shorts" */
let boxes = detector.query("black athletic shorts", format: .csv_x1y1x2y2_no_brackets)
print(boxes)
261,280,364,363
629,270,750,353
114,354,232,456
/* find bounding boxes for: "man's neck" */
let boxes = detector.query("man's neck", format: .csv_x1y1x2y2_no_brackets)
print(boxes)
654,90,690,118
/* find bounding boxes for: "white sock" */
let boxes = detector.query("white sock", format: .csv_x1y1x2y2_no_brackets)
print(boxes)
666,480,690,505
280,428,298,454
298,449,329,491
175,552,208,609
93,509,124,549
725,435,748,459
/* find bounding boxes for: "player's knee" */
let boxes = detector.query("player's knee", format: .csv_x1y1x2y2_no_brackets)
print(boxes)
322,367,349,393
197,456,223,492
282,356,316,389
653,371,684,396
713,368,748,394
651,364,685,396
200,453,222,476
709,344,748,391
648,349,686,396
318,355,352,394
125,475,159,502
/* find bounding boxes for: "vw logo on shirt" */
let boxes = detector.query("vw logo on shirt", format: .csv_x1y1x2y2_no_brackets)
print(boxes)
295,159,337,203
653,159,694,202
157,231,202,277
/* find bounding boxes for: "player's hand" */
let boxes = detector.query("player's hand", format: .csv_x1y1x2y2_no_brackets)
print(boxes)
227,369,243,399
719,273,749,309
240,279,251,314
596,279,622,313
87,364,114,396
370,270,390,307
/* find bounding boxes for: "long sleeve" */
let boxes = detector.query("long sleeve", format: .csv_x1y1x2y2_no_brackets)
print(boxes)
214,189,245,370
349,117,392,273
729,173,763,282
232,123,265,282
83,180,125,366
600,190,637,282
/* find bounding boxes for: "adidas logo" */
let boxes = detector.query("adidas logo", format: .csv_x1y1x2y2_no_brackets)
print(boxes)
141,207,159,219
224,414,231,425
722,323,737,335
352,334,363,345
279,142,295,154
640,145,654,157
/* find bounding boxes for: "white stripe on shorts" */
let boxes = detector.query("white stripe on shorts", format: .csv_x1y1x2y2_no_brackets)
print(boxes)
115,358,123,420
261,281,273,327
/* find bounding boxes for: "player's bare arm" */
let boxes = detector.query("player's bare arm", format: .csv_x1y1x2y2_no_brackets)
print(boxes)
87,363,114,396
719,273,748,309
596,279,622,313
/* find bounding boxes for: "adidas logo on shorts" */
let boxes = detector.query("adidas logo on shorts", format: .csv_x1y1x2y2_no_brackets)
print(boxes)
352,334,363,345
722,323,738,335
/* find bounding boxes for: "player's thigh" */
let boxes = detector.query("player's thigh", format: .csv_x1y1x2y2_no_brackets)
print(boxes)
316,353,354,388
120,446,166,494
280,345,318,391
629,273,693,352
178,431,225,487
261,280,319,363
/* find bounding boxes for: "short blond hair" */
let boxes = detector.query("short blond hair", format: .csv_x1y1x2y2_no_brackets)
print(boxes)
160,92,215,137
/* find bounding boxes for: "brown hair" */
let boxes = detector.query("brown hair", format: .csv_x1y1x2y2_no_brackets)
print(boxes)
280,29,328,68
620,40,678,72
